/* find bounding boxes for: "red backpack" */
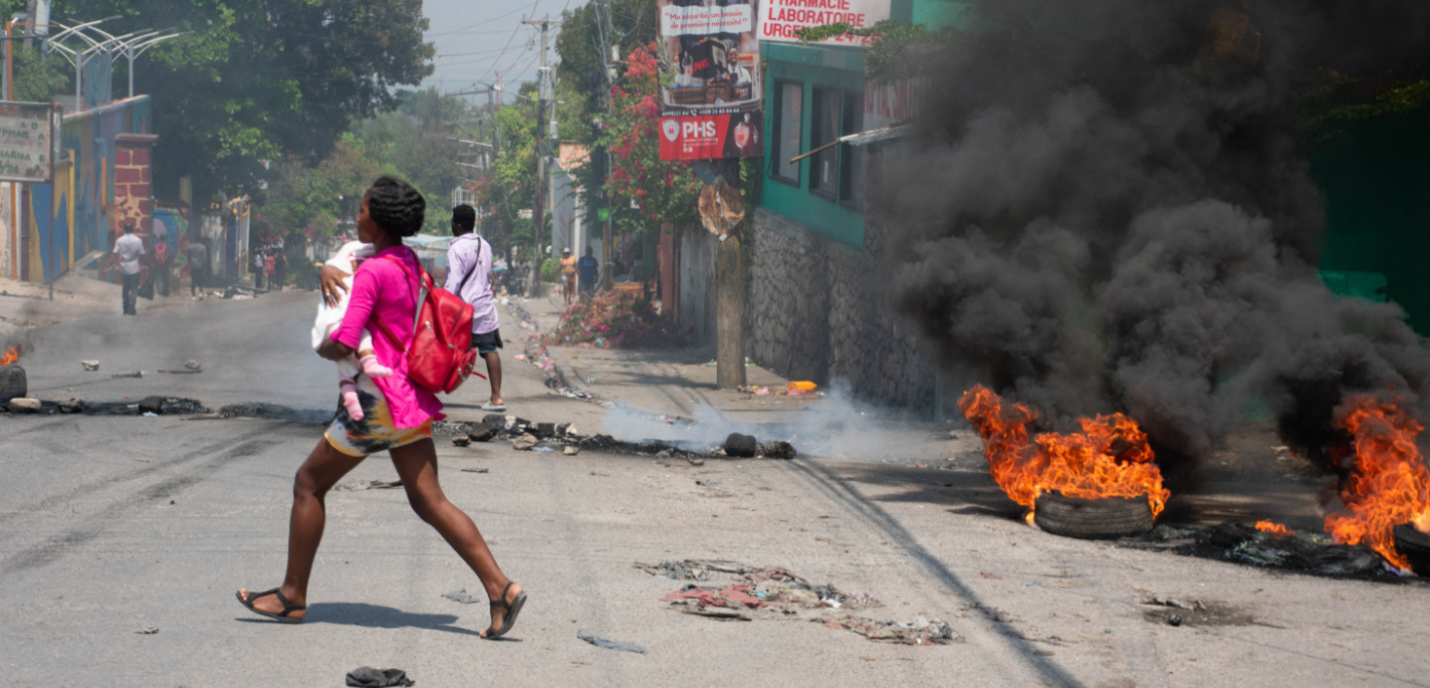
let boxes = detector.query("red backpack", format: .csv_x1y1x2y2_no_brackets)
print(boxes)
372,255,483,393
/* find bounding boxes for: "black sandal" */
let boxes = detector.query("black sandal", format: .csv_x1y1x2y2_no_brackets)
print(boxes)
483,582,527,639
235,588,306,624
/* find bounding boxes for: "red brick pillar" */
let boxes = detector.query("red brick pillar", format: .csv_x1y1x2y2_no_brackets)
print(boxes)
113,134,158,237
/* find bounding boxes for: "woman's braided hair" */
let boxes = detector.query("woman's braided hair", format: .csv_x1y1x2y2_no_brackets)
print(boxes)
366,176,425,239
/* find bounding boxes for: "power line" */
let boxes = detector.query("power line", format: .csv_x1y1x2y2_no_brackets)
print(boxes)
426,2,543,37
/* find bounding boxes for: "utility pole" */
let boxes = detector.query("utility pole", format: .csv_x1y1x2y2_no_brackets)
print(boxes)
522,16,557,297
593,0,617,292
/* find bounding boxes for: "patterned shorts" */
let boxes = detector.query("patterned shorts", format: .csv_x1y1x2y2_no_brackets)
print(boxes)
324,375,433,457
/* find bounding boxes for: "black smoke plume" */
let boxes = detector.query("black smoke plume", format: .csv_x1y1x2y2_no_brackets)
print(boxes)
878,0,1430,466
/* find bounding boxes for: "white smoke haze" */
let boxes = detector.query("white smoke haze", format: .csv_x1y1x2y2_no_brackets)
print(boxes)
600,379,955,459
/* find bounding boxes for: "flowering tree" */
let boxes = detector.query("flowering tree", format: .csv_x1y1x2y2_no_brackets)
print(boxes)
599,42,702,234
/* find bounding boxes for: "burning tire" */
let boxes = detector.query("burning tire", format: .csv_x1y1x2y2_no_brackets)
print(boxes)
0,365,24,402
1033,492,1155,539
1392,525,1430,575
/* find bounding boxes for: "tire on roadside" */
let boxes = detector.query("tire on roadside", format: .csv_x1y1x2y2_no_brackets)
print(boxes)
0,365,25,402
1392,524,1430,574
1033,492,1155,540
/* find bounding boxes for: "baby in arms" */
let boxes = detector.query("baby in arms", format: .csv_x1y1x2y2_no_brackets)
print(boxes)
311,240,392,420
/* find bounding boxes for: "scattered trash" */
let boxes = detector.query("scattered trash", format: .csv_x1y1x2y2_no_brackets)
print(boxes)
634,559,757,581
788,381,817,393
563,445,581,456
142,411,159,418
81,360,100,371
111,371,143,379
345,667,416,687
1168,614,1183,627
979,572,1002,580
134,626,159,635
441,589,482,604
824,616,962,645
532,446,555,453
577,629,647,654
7,397,40,412
758,441,796,460
660,567,875,616
334,479,404,491
138,396,166,414
512,433,539,450
451,436,471,447
460,468,490,474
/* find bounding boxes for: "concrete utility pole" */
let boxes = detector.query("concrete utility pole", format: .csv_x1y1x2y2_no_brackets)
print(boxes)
711,161,747,389
522,16,557,297
593,0,617,292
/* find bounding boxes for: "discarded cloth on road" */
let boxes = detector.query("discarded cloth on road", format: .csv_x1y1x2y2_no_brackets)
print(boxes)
823,616,963,645
577,629,646,653
345,667,415,687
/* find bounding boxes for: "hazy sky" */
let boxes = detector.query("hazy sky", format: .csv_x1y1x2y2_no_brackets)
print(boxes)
420,0,579,99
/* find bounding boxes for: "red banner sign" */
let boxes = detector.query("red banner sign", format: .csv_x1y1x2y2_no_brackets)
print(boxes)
659,114,763,161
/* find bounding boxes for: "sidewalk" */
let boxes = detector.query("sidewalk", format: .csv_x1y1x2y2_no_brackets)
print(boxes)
517,289,964,463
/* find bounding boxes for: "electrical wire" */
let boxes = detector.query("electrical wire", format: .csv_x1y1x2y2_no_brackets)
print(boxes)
426,2,543,37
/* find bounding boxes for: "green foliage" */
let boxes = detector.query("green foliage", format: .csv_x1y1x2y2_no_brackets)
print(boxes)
796,20,957,84
589,43,701,236
48,0,434,201
12,46,70,103
555,0,657,126
1299,78,1430,150
540,258,558,282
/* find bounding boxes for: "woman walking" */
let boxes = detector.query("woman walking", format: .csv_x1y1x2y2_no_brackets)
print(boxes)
236,177,526,639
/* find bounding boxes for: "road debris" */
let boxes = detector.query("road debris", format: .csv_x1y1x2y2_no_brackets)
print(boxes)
334,479,404,491
468,425,499,442
7,397,40,412
577,629,647,654
345,667,415,687
822,616,963,645
724,432,757,458
1119,522,1386,578
759,441,796,459
451,436,471,447
512,433,539,450
138,396,165,414
460,468,490,474
441,588,482,604
134,626,159,635
111,371,143,379
81,360,99,371
634,559,757,581
563,445,580,456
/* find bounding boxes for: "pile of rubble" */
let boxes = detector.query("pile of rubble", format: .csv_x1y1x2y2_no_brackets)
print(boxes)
443,415,799,464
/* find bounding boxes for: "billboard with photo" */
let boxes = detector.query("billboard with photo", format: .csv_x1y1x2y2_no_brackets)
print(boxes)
657,0,763,160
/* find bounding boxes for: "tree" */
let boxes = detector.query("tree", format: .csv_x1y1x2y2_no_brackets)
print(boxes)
46,0,434,201
594,43,701,236
555,0,657,129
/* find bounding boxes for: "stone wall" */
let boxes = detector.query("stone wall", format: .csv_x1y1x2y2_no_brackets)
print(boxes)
747,207,936,410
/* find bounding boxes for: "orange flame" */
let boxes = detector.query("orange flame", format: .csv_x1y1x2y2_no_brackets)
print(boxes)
959,385,1170,519
1324,394,1430,570
1255,520,1296,537
0,346,17,366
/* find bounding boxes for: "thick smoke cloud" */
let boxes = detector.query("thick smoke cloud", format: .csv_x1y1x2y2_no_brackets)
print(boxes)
878,0,1430,462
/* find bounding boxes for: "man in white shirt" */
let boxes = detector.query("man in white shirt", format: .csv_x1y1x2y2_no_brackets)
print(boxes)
112,220,146,315
445,205,505,411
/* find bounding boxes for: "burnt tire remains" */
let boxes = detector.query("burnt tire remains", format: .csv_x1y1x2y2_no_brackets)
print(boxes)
0,365,24,402
1033,492,1155,540
1393,524,1430,574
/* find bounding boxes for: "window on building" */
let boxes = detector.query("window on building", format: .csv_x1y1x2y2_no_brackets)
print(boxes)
773,80,803,184
840,89,866,210
809,87,841,199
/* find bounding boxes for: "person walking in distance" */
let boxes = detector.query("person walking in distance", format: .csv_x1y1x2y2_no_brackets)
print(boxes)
187,238,209,296
577,246,599,295
111,221,147,315
558,247,578,305
445,204,506,411
237,178,526,638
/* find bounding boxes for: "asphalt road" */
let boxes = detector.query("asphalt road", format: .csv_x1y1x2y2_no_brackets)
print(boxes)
2,286,1430,686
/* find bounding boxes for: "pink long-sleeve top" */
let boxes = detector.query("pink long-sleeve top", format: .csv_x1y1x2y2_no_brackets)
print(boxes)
332,245,444,428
